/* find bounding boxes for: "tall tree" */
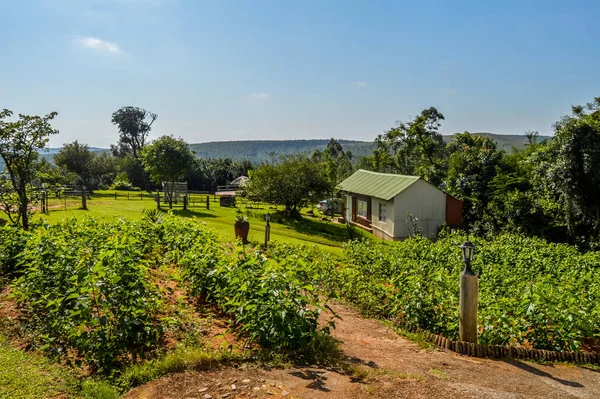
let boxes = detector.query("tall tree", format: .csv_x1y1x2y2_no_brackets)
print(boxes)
141,135,195,209
111,106,157,191
111,106,157,160
373,107,447,185
0,109,59,229
321,138,353,192
535,97,600,245
445,132,504,230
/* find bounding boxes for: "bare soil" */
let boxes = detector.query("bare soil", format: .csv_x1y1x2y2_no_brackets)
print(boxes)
124,302,600,399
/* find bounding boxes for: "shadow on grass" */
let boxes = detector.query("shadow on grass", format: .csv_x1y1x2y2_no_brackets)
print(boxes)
274,215,352,243
158,208,218,219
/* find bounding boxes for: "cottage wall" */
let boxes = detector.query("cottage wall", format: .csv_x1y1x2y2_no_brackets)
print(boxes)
370,197,395,240
393,180,446,239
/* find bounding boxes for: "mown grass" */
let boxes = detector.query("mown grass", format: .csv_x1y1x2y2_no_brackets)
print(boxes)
35,190,373,255
0,335,77,399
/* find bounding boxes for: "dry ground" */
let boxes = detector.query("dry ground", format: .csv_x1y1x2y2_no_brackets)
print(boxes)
125,303,600,399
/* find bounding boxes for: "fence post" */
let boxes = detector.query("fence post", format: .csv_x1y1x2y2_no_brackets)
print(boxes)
140,192,143,200
156,192,161,209
45,191,49,214
183,194,188,210
82,187,87,210
264,213,271,249
206,195,210,210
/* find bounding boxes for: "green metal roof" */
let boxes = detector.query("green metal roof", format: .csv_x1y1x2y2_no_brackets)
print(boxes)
336,169,420,201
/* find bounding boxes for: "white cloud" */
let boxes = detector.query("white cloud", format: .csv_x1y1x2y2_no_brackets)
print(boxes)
249,92,270,100
74,36,121,54
353,81,368,87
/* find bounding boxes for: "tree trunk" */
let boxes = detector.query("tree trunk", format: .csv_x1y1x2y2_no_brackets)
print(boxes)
20,196,28,231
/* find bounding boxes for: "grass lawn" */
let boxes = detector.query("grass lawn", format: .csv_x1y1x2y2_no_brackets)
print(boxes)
35,190,373,255
0,336,78,399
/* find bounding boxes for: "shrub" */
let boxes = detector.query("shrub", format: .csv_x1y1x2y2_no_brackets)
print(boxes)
335,233,600,351
12,218,165,372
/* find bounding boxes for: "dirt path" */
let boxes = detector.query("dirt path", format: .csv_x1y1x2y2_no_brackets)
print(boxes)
124,303,600,399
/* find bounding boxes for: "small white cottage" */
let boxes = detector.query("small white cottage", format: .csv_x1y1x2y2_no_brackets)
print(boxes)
337,169,462,240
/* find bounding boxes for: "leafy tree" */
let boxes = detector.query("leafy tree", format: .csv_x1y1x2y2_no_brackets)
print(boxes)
245,154,330,216
445,132,503,230
111,106,157,160
141,136,195,208
0,109,59,229
533,97,600,246
320,138,353,193
372,107,447,185
111,106,157,191
54,141,95,191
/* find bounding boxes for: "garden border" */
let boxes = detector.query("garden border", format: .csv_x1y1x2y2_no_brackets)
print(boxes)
395,320,600,365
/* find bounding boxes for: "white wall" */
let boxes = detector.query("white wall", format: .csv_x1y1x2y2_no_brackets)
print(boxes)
393,180,446,239
345,194,352,221
370,197,395,239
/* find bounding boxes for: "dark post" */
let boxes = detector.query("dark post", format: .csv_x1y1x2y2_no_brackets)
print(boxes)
183,194,188,210
459,241,478,343
140,192,143,200
45,191,49,214
206,195,210,210
264,213,271,248
114,192,117,200
156,192,161,209
82,187,87,210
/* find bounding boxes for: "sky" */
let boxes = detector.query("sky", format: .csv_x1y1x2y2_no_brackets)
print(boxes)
1,0,599,147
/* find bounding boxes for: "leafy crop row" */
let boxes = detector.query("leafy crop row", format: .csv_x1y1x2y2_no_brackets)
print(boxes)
334,232,600,351
1,215,335,373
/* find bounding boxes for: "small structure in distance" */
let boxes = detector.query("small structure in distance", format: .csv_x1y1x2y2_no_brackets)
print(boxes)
337,169,462,240
216,176,248,207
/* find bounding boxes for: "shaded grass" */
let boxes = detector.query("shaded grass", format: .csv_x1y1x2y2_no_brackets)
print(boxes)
0,335,78,399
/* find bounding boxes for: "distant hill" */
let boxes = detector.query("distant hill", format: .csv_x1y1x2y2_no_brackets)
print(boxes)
188,139,377,163
0,134,551,171
188,133,550,163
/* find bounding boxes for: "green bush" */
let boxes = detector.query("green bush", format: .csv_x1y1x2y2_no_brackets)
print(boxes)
335,233,600,351
12,218,165,373
179,242,336,359
0,226,31,277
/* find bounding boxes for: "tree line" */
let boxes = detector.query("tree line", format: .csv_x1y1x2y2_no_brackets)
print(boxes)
3,97,600,249
351,97,600,249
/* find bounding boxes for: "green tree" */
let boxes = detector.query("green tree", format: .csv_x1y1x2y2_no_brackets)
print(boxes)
141,135,195,209
245,154,330,216
534,97,600,246
111,106,157,191
0,109,59,230
373,107,447,185
321,138,353,193
445,132,503,230
54,141,95,191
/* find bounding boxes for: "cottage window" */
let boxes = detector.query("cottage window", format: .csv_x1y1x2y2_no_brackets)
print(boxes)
357,199,368,218
379,202,387,222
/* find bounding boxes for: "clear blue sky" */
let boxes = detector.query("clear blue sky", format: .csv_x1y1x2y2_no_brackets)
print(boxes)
1,0,599,147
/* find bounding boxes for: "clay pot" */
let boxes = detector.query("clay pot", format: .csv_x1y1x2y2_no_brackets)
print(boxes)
234,221,250,243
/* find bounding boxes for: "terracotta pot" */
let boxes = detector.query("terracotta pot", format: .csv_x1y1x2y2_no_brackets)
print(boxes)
234,221,250,243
